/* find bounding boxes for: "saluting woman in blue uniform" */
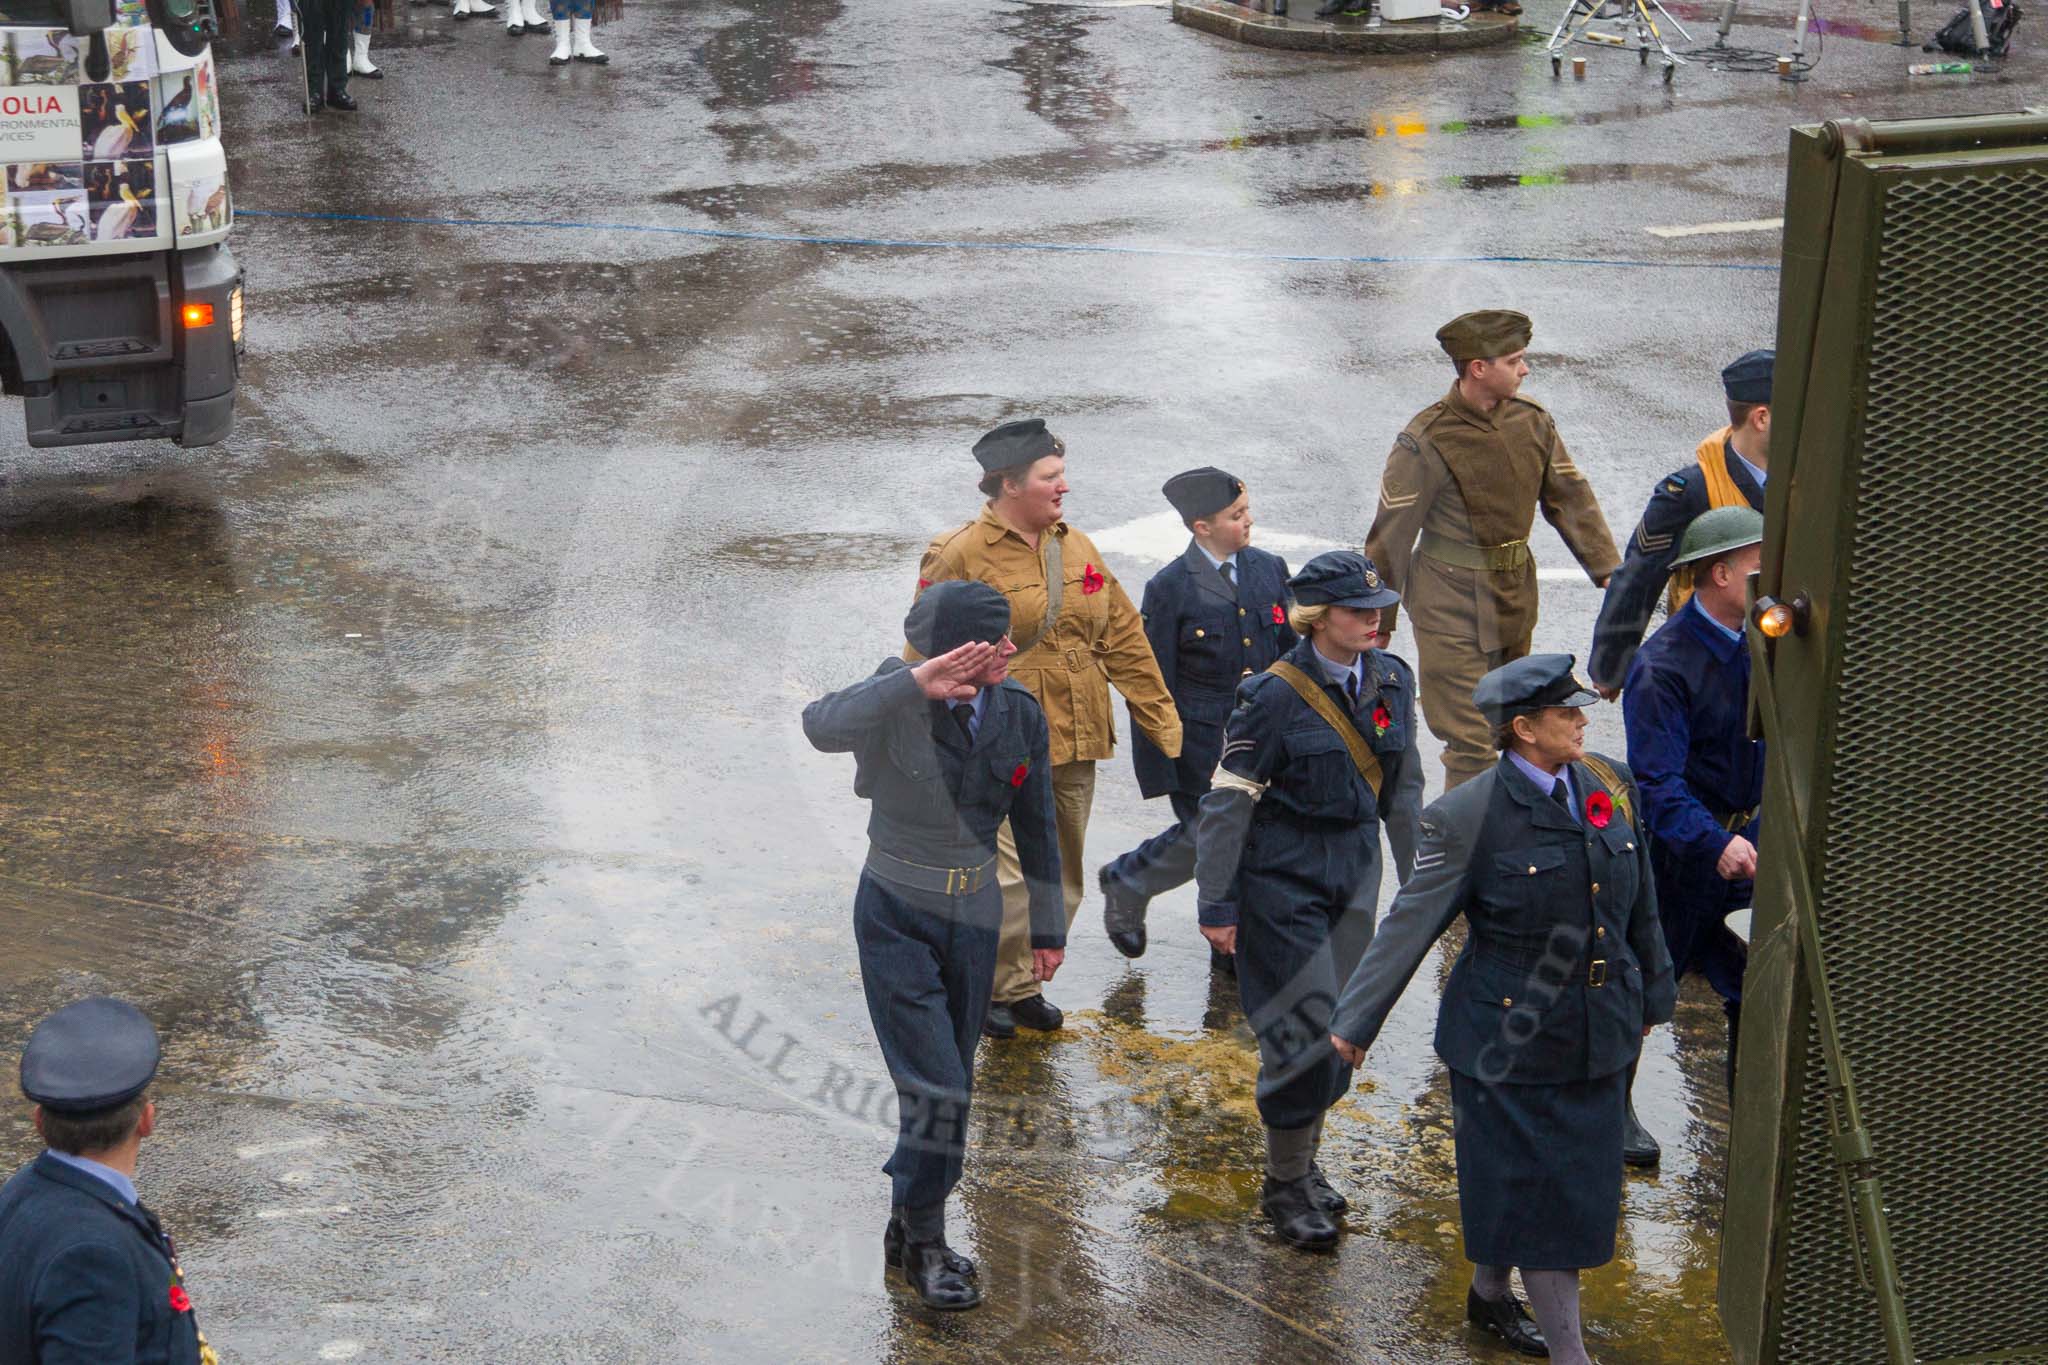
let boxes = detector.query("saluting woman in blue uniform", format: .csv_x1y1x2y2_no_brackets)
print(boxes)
1192,550,1423,1251
1329,655,1676,1362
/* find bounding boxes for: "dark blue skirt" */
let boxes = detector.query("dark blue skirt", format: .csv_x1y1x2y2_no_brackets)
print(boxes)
1449,1068,1626,1270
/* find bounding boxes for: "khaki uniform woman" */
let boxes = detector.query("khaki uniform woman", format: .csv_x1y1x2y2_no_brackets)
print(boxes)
913,419,1181,1036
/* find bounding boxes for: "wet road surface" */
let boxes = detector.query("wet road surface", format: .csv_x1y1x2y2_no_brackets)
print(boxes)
1,1,2038,1358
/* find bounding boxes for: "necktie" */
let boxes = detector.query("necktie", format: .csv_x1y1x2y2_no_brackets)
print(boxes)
1219,560,1235,588
1550,779,1575,821
1344,671,1360,709
951,702,976,743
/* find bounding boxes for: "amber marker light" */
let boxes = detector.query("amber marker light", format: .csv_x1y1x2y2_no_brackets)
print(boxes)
182,302,215,328
1755,598,1795,638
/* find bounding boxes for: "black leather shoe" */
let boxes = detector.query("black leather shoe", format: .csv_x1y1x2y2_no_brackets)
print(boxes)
1008,994,1063,1032
1307,1161,1348,1215
306,96,324,113
1099,866,1147,958
982,1002,1016,1040
1260,1175,1339,1250
326,91,360,111
902,1241,981,1310
1467,1287,1549,1356
885,1214,976,1278
1622,1098,1661,1168
272,20,295,34
1210,946,1237,977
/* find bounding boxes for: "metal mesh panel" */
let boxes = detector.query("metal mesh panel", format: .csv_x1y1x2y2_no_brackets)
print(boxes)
1776,166,2048,1362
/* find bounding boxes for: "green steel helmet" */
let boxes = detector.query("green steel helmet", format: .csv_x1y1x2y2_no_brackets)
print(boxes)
1673,506,1766,566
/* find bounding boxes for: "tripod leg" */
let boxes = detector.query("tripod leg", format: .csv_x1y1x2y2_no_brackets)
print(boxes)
1786,0,1812,63
1545,0,1582,55
1713,0,1738,44
1894,0,1915,43
1646,0,1691,41
1966,0,1992,53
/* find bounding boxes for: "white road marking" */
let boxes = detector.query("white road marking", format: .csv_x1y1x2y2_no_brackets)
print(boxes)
255,1204,352,1219
1089,513,1599,584
236,1136,327,1160
1644,217,1783,239
319,1344,365,1362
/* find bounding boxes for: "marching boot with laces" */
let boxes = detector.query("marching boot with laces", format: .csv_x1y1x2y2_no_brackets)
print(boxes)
1260,1175,1339,1250
884,1211,976,1278
901,1241,981,1310
570,15,606,61
1467,1286,1549,1356
548,17,572,62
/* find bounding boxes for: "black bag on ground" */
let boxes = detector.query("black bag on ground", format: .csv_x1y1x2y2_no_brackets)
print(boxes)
1926,0,2021,55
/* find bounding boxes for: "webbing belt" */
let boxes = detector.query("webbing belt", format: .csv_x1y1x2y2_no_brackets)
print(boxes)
1417,528,1532,573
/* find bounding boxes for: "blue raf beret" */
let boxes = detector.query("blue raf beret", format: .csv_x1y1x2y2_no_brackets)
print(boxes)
972,419,1059,473
1288,550,1401,610
1162,467,1244,522
1721,349,1774,405
20,996,160,1114
1472,654,1598,724
906,580,1012,657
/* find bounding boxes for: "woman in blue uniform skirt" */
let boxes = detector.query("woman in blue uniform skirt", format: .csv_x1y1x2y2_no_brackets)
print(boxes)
1330,654,1676,1361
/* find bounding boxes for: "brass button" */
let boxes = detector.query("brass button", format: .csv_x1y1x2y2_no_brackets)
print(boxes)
1194,629,1205,638
1238,607,1246,616
1626,841,1635,851
1528,865,1537,874
1242,637,1252,647
1502,997,1513,1007
1596,926,1606,938
1591,882,1601,894
1242,668,1253,676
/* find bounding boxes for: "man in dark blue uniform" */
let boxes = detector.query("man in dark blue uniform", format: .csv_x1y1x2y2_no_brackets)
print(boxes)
802,581,1062,1311
1100,466,1294,973
1331,656,1675,1363
0,996,214,1365
1621,506,1765,1158
1589,349,1774,693
1193,551,1421,1251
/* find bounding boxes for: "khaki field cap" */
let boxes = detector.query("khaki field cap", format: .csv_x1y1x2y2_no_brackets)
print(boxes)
1436,309,1533,364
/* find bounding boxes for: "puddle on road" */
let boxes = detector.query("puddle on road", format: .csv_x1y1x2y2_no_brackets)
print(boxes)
710,531,923,571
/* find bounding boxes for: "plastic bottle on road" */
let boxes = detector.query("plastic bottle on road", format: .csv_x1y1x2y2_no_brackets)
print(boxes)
1907,60,1975,72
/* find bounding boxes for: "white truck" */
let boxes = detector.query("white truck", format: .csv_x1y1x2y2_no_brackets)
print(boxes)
0,0,238,447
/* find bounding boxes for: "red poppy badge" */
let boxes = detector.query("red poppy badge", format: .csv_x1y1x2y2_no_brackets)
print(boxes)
1372,703,1392,738
1010,762,1030,787
169,1285,192,1314
1271,603,1286,625
916,577,932,591
1586,790,1614,829
1081,564,1105,595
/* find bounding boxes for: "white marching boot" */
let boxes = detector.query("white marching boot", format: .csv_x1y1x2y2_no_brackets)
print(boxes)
548,16,571,61
521,0,547,30
503,0,524,32
350,30,383,76
570,14,606,61
452,0,497,19
273,0,297,37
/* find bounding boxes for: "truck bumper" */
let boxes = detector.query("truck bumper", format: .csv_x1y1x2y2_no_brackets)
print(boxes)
0,243,242,449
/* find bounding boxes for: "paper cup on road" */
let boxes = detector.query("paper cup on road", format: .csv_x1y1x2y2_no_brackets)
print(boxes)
1572,54,1586,77
1776,55,1792,76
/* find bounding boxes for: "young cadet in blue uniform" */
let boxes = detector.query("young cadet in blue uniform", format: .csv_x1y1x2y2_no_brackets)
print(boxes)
1330,656,1676,1363
802,581,1062,1312
1589,349,1774,693
0,996,216,1365
1621,507,1765,1158
1100,466,1294,973
1192,551,1422,1251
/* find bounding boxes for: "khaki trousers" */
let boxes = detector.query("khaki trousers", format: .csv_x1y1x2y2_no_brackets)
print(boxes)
1416,631,1532,789
993,759,1096,1004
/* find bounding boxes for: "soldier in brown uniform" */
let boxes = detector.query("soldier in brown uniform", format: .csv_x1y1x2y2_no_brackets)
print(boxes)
914,419,1183,1037
1365,311,1621,790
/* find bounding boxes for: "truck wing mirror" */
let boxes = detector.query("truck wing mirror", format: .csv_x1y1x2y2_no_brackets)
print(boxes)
65,0,116,36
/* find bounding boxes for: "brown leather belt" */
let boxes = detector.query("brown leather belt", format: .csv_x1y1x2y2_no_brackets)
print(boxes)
1418,529,1532,573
